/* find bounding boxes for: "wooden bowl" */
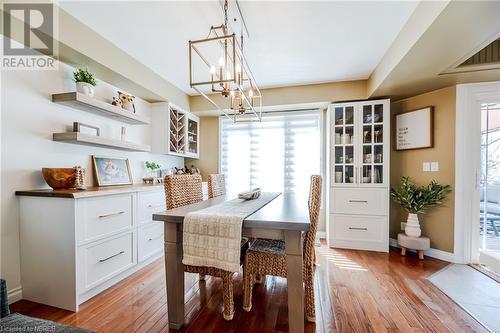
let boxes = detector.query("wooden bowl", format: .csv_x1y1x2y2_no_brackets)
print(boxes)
42,168,78,189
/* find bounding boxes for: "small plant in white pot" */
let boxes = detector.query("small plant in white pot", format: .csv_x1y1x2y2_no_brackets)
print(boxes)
391,177,451,237
73,68,97,97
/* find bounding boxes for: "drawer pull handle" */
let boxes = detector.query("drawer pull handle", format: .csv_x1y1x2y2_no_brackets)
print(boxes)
349,227,368,231
99,250,125,263
147,204,162,208
348,200,368,203
148,235,163,241
98,211,125,219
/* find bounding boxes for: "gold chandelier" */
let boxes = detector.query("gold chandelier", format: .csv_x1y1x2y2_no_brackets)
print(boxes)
189,0,262,122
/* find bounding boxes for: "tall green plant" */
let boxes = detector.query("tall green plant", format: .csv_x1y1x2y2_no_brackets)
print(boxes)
73,68,97,86
391,177,451,214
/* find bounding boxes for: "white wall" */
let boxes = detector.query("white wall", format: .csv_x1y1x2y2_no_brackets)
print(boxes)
0,61,183,300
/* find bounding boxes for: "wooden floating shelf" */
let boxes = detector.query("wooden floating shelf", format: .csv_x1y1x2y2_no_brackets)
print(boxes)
53,132,151,152
52,92,150,125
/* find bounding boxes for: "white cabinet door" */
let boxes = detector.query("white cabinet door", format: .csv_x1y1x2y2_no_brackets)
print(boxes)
138,223,164,262
330,188,388,216
137,190,165,224
329,214,388,252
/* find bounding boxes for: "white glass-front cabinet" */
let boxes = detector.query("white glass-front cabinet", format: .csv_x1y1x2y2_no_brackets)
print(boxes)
327,99,390,252
151,102,200,159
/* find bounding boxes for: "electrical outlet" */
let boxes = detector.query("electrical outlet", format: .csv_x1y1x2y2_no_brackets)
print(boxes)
431,162,439,172
423,162,430,172
401,222,407,230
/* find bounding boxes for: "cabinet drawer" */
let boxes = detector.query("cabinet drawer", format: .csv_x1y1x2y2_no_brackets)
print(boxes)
78,194,134,243
80,231,135,291
138,191,165,224
330,188,387,215
332,215,387,243
138,223,164,262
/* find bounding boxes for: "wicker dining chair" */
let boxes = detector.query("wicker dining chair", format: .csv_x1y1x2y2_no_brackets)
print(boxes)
164,174,249,321
207,174,226,199
242,175,322,322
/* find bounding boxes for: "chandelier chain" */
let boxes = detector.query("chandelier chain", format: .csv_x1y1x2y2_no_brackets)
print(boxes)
224,0,228,30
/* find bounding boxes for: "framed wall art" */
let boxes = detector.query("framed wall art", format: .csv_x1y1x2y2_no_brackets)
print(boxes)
395,106,434,151
92,156,132,186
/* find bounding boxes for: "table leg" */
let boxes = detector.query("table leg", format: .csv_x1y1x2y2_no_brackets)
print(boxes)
285,230,304,333
164,223,184,329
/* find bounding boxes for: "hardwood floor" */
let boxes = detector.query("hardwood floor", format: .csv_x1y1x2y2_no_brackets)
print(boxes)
10,245,488,333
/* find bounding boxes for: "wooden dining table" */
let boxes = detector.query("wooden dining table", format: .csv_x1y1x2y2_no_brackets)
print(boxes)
152,192,310,333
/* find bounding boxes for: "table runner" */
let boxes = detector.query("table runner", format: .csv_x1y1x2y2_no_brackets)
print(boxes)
182,192,280,272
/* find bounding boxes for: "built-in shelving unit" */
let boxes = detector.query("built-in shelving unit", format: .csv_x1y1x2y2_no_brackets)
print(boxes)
169,107,186,155
151,102,200,159
52,92,150,125
53,132,151,152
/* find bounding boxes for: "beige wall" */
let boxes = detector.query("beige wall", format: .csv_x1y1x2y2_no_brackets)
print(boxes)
390,86,456,252
189,80,367,113
186,117,220,181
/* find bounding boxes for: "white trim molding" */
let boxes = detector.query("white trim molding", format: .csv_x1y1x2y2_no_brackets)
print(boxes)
389,238,463,263
455,82,500,264
8,286,23,304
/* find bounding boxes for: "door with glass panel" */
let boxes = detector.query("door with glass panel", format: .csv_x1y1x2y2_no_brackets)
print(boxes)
479,101,500,267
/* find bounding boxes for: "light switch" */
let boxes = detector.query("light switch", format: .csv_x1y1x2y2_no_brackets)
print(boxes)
431,162,439,172
423,162,430,172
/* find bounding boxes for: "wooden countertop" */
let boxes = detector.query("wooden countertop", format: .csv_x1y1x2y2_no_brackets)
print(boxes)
15,183,164,199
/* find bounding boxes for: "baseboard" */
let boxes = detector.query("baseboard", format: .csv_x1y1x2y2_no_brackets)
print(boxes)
8,286,23,304
389,238,463,263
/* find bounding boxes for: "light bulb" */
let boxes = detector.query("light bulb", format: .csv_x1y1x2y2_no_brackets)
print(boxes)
248,89,254,97
230,90,235,96
210,66,216,74
218,57,225,67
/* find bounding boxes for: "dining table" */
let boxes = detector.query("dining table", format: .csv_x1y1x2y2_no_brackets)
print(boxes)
152,192,310,333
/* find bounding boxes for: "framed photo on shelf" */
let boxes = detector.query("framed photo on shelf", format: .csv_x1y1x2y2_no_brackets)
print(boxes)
395,106,434,150
92,156,132,186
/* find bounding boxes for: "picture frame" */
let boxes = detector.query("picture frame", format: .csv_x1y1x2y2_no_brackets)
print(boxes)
92,156,132,186
394,106,434,151
73,122,100,136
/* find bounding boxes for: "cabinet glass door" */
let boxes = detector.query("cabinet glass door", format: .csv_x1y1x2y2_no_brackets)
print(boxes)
361,103,384,184
333,106,355,184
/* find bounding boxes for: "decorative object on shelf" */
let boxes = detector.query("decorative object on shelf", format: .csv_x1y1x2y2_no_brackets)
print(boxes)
92,156,132,186
73,68,96,97
118,91,136,113
145,161,161,178
190,165,200,175
42,166,85,190
395,106,434,150
188,0,262,123
111,97,122,107
73,122,100,136
391,176,451,237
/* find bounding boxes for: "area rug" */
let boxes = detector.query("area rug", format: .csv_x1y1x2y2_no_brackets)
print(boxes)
427,264,500,333
0,314,94,333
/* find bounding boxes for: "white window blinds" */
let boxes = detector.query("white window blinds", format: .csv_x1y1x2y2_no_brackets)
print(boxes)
220,111,321,196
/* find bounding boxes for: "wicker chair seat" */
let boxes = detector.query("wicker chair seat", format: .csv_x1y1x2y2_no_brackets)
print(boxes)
248,239,285,256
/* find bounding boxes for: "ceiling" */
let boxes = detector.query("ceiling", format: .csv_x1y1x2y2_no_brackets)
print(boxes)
59,1,418,96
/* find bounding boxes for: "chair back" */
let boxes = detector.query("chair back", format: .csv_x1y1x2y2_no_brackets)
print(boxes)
303,175,322,267
208,174,226,199
164,174,203,209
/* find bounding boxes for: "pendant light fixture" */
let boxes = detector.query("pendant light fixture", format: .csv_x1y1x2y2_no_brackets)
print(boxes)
189,0,262,122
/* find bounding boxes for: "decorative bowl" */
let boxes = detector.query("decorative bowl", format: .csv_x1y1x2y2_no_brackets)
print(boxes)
42,168,79,189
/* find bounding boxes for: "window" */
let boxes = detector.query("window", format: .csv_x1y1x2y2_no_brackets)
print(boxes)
220,111,321,195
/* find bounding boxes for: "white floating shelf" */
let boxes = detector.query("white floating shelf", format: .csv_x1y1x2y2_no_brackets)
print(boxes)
53,132,151,152
52,92,150,125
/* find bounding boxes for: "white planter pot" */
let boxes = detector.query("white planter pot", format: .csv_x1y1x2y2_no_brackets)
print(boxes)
405,213,421,237
76,82,95,97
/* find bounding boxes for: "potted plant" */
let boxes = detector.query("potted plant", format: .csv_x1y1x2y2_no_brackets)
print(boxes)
73,68,97,97
145,161,161,178
391,176,451,237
